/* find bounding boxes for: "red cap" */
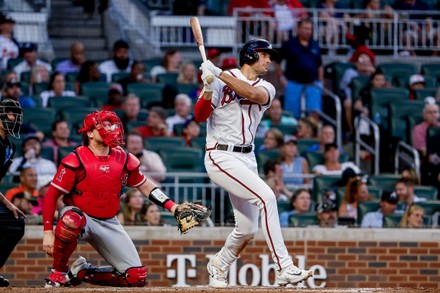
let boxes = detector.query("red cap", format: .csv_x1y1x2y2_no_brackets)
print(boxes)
207,48,221,59
221,57,237,70
349,45,375,65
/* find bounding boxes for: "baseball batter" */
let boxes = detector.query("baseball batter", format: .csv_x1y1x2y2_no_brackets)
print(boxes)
195,39,313,287
42,110,207,287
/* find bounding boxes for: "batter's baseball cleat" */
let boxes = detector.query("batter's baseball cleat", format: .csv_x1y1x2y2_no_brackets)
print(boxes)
207,258,228,288
0,275,9,287
45,270,67,288
67,256,90,284
276,265,313,286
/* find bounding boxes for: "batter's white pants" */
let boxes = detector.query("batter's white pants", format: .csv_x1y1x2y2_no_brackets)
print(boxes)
205,150,294,271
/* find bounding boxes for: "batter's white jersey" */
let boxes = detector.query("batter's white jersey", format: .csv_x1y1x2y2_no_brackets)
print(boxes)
205,69,276,148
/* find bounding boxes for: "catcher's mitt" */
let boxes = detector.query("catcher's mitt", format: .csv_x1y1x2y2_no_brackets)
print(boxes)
175,202,211,234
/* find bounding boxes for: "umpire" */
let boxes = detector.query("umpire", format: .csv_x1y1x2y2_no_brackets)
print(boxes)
0,98,25,287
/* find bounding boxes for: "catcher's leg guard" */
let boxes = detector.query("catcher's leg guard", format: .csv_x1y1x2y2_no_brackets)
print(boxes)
52,208,86,272
75,262,147,287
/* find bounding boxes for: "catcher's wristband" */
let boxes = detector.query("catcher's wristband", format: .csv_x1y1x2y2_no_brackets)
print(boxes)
149,187,174,210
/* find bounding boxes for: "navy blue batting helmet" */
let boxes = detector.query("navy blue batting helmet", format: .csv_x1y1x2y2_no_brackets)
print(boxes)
239,39,278,67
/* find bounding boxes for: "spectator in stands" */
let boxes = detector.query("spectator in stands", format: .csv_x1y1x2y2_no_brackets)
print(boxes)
412,99,440,158
181,116,200,147
408,74,426,100
177,62,197,84
272,0,307,42
99,39,133,83
173,0,206,15
55,42,85,75
395,178,426,213
75,60,101,95
40,72,76,107
1,74,35,108
8,133,57,188
275,18,323,119
339,176,372,221
260,98,297,129
305,124,335,153
42,120,78,164
339,53,375,133
313,142,360,176
142,202,164,226
124,131,167,184
206,48,222,67
166,93,192,134
29,64,50,95
117,188,145,225
13,43,51,81
258,128,284,153
296,117,319,139
263,159,293,202
221,56,238,71
318,0,350,52
120,94,142,132
401,166,420,185
315,195,338,228
82,0,109,18
11,192,39,217
400,204,425,228
102,83,123,111
280,136,310,186
0,13,19,70
150,49,182,83
5,166,38,202
279,188,312,227
117,60,150,95
135,106,169,138
361,190,399,228
227,0,271,16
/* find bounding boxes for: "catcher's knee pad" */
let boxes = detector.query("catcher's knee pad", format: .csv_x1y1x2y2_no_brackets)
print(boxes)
124,266,147,287
53,208,86,272
55,208,87,243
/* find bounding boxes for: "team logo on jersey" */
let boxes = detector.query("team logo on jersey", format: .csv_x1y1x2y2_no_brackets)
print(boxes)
99,165,110,173
56,168,66,182
221,85,239,106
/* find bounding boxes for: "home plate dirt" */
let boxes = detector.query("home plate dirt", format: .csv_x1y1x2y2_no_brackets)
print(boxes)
0,287,438,292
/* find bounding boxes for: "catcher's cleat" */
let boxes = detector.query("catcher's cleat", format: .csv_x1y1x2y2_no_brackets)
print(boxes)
67,256,90,285
0,275,9,287
207,257,228,288
45,270,68,288
276,265,313,286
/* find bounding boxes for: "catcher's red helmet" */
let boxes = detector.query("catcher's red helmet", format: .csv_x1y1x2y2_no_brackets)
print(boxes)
78,111,124,148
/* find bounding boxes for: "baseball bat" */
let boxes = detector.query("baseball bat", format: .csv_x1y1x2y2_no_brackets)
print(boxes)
190,16,214,84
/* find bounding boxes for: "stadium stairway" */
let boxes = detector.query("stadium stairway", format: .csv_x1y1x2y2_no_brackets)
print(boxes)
48,0,108,61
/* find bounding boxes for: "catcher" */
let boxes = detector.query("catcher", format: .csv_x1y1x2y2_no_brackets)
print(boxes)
42,110,210,287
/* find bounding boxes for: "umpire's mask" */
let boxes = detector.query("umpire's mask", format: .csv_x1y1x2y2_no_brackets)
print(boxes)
0,98,23,139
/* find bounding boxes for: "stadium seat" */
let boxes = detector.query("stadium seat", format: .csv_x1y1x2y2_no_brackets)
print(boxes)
41,146,54,161
368,185,383,199
20,71,31,84
0,182,19,195
126,83,164,108
142,58,162,72
254,137,264,152
33,82,49,95
421,63,440,81
306,151,349,169
60,107,97,129
173,123,185,136
257,148,281,174
48,96,92,111
7,57,23,70
383,214,402,228
57,146,75,165
389,100,424,142
158,148,204,183
81,82,110,106
350,75,370,100
312,175,341,202
156,72,178,84
357,200,380,225
370,88,409,129
413,186,438,201
297,138,319,154
23,107,56,125
368,174,401,192
111,72,129,82
189,136,206,149
175,83,199,96
289,213,318,227
414,88,437,101
31,96,43,108
145,137,186,153
377,63,417,80
277,201,291,213
324,62,354,93
125,121,146,133
65,72,79,82
270,124,297,136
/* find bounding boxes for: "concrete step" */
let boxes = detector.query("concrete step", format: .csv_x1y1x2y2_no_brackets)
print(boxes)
49,18,101,27
50,5,84,15
51,38,107,50
49,26,103,38
53,49,111,60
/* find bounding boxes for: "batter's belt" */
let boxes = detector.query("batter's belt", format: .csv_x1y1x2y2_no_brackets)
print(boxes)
215,144,253,153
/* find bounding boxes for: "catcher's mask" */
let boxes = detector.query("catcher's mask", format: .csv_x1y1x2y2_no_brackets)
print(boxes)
0,98,23,139
239,38,278,67
78,111,124,148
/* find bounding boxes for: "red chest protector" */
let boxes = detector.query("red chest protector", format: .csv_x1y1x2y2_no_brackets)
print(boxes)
71,146,128,218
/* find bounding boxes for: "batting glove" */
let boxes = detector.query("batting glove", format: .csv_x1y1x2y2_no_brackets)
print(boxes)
200,60,222,77
201,68,215,88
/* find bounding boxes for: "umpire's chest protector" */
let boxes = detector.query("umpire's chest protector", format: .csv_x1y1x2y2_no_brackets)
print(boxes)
72,146,127,219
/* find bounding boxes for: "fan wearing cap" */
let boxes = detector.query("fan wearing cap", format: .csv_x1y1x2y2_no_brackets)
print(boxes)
13,42,51,82
102,83,123,111
280,136,310,186
408,74,426,100
42,110,203,287
1,71,36,108
0,13,19,70
197,38,313,288
315,195,338,228
180,116,200,147
361,191,399,228
0,97,25,287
